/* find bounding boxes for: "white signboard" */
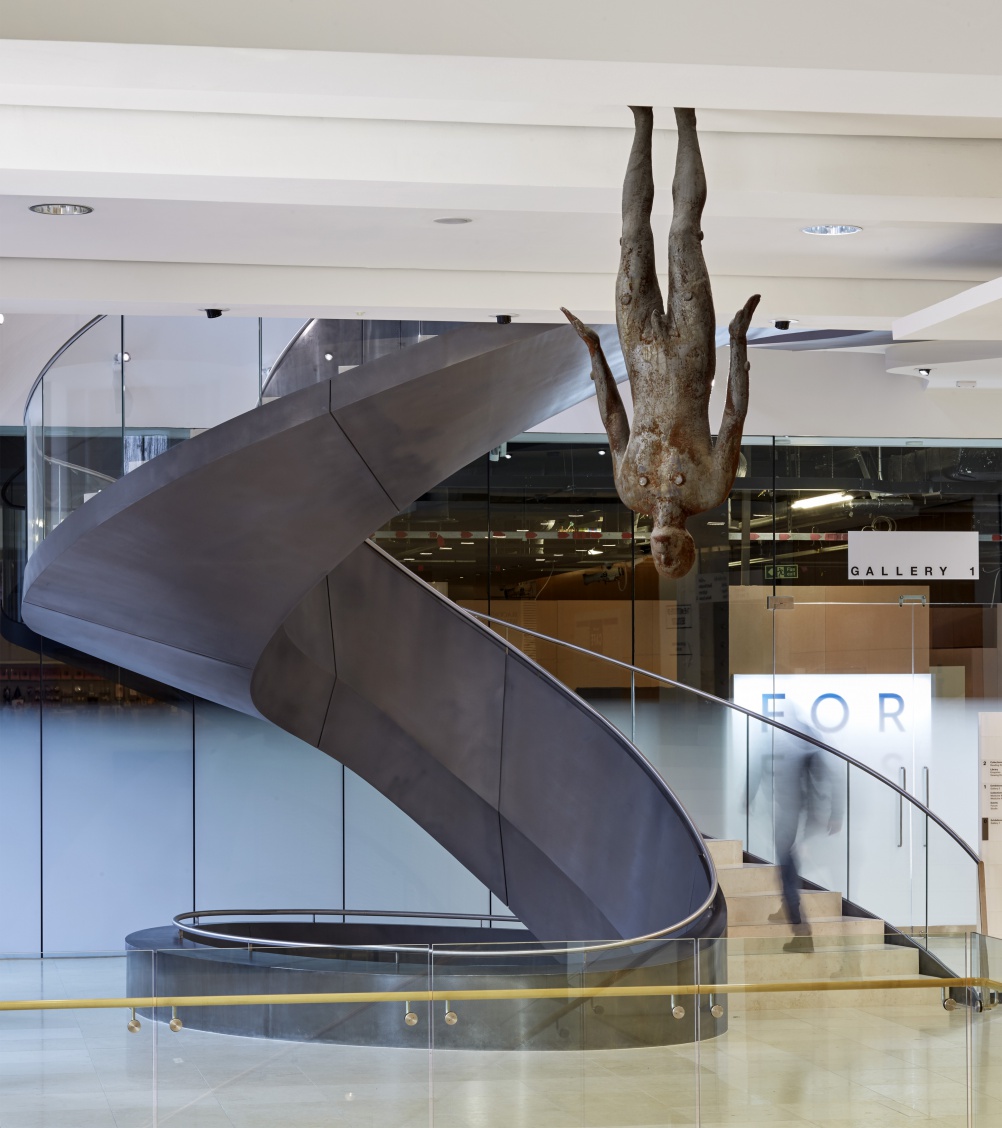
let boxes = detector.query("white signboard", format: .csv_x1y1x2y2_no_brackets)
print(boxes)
733,674,930,775
980,744,1002,846
848,530,978,581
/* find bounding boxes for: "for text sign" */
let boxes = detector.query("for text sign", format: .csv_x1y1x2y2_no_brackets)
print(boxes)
848,531,978,581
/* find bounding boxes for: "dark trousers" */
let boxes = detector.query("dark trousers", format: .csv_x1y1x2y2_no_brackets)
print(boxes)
776,824,803,926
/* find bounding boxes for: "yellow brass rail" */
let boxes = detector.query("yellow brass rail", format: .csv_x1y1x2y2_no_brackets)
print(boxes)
0,977,997,1012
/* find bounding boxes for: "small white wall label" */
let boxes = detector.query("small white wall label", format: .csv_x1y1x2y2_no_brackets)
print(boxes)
848,531,978,580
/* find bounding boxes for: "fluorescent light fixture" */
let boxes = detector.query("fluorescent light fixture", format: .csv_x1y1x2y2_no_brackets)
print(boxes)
516,528,529,532
460,540,474,545
790,491,852,511
419,552,432,556
0,314,4,324
568,513,584,518
30,202,93,215
801,224,861,236
553,553,564,557
440,546,452,550
588,549,603,555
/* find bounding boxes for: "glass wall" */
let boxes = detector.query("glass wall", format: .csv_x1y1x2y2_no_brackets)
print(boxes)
14,309,1002,949
377,434,1002,933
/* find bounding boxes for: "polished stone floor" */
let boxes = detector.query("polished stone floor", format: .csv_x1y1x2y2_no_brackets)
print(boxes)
0,955,995,1128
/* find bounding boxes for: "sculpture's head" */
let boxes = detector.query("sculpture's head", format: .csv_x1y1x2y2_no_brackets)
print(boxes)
651,525,695,580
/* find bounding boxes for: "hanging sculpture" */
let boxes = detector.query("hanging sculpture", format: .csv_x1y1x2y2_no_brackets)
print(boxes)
562,107,760,579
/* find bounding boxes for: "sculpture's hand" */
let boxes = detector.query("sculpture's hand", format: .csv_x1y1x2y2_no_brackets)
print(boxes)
729,293,761,341
560,307,602,358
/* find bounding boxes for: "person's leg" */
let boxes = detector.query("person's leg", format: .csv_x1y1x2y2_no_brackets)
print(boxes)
779,841,803,927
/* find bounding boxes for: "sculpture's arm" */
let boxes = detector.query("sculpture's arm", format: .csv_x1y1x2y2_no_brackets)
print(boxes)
617,106,664,350
711,294,760,497
561,308,630,461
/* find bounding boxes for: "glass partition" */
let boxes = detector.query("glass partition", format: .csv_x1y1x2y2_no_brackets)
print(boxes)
430,937,699,1126
24,314,265,555
151,943,432,1126
480,616,982,966
27,315,123,551
703,935,968,1128
6,937,1000,1128
123,315,259,459
0,951,156,1125
972,932,1002,1128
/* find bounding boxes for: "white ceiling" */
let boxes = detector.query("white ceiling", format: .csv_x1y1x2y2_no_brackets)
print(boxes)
2,0,1002,408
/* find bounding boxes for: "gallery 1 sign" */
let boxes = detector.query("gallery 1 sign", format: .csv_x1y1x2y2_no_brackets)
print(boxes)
847,530,978,580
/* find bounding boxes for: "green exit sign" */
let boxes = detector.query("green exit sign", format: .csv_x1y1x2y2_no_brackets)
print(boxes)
765,564,799,580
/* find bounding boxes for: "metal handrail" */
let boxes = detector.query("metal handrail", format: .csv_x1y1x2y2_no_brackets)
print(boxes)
174,907,521,951
23,315,108,425
43,455,117,485
260,318,314,397
473,612,982,868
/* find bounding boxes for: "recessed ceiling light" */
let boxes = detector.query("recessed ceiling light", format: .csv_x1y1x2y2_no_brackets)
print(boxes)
434,217,473,224
324,353,334,361
918,367,931,377
598,449,607,455
801,224,862,236
30,202,93,216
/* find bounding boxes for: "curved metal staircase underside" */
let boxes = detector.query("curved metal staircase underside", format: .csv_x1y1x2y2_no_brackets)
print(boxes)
21,322,720,944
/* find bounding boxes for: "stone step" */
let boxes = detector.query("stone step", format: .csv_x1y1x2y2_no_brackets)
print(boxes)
717,863,782,895
726,888,843,924
726,915,886,941
723,944,920,981
705,838,743,867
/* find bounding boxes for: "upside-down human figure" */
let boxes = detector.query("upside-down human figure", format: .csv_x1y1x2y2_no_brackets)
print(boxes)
562,106,760,580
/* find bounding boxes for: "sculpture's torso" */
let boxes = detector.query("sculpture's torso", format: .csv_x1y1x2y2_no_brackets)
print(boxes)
615,312,724,523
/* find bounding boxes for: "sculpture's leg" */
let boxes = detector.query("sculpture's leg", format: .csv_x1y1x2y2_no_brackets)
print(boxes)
667,108,715,372
561,308,630,460
617,106,664,353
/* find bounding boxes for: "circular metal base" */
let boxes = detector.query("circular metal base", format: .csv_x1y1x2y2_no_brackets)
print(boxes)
127,924,727,1050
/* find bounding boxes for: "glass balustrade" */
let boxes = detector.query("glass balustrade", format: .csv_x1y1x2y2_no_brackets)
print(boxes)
23,314,295,554
3,937,998,1127
482,614,985,959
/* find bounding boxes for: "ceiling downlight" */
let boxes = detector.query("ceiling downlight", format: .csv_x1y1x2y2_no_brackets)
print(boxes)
29,203,93,216
801,224,862,236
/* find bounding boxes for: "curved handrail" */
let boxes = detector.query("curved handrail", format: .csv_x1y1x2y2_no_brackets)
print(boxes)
260,318,314,398
172,900,718,958
473,612,981,868
23,315,108,426
174,907,521,952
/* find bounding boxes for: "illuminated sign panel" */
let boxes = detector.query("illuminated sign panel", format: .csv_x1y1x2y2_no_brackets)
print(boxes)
848,530,977,580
